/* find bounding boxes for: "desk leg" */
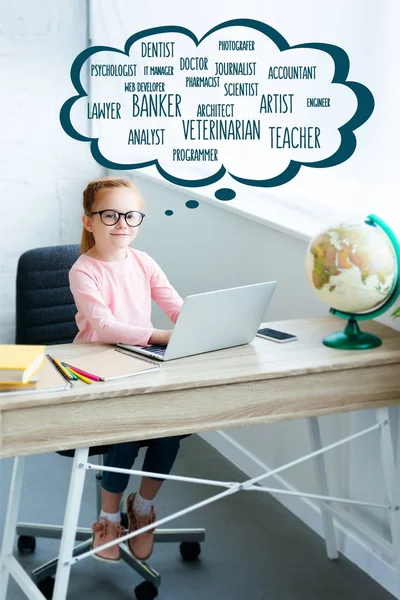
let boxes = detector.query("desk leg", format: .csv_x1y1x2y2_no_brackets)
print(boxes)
52,447,89,600
307,417,339,560
0,456,26,600
378,407,400,600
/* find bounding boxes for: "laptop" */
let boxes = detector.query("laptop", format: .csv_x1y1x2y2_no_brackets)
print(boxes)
118,281,277,361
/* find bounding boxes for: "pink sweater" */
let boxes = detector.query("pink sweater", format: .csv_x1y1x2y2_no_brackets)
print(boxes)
69,248,183,345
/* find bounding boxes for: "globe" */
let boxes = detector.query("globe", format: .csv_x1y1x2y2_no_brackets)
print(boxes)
305,214,400,349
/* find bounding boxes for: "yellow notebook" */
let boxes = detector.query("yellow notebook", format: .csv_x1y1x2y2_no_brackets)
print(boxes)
0,344,46,383
66,348,160,381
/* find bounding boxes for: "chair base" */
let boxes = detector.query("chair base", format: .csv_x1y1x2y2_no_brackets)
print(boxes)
16,521,206,586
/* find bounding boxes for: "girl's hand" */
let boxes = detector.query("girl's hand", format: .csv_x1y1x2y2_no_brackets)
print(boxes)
148,329,173,345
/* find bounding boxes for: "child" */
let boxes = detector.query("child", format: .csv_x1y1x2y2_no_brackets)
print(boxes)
69,177,185,563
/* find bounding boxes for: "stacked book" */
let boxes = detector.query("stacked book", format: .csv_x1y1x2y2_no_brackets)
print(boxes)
0,345,46,393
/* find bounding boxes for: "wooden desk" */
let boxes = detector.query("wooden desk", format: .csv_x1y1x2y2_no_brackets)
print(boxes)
1,317,399,458
1,316,400,600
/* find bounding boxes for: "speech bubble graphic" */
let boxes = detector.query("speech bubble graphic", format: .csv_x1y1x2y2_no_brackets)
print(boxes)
186,200,199,209
60,19,374,189
165,200,200,216
215,188,236,201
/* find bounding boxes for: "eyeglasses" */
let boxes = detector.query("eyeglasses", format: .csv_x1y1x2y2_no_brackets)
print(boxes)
88,209,145,227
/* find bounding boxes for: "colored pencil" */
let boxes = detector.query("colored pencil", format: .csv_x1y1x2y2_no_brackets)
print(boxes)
64,366,92,385
62,362,102,382
52,357,73,380
46,354,71,384
61,364,78,380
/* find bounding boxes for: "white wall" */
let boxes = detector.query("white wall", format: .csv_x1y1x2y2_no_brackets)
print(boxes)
0,0,103,343
0,1,398,595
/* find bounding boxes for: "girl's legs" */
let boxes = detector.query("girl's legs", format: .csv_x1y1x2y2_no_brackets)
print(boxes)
93,435,186,561
101,488,124,513
99,476,163,515
129,434,184,514
100,434,184,512
138,476,163,501
92,441,141,562
126,435,184,560
100,440,142,516
139,434,183,498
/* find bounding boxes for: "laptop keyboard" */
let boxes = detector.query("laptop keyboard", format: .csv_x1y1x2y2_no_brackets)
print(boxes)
138,344,167,356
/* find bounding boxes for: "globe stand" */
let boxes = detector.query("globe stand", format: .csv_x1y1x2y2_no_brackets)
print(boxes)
323,317,382,350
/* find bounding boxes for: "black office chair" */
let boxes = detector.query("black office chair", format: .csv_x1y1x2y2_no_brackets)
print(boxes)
14,245,204,600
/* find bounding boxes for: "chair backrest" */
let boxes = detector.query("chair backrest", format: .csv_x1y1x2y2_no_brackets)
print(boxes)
15,245,80,345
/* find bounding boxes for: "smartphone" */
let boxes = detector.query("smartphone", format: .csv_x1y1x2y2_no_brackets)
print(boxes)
256,327,297,343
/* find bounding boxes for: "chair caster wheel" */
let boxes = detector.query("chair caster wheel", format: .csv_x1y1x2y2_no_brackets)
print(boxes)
134,580,158,600
180,541,201,561
37,576,55,599
17,535,36,554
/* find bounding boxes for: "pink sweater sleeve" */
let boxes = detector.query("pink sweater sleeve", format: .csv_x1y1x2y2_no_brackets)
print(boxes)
69,268,154,345
147,255,184,323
